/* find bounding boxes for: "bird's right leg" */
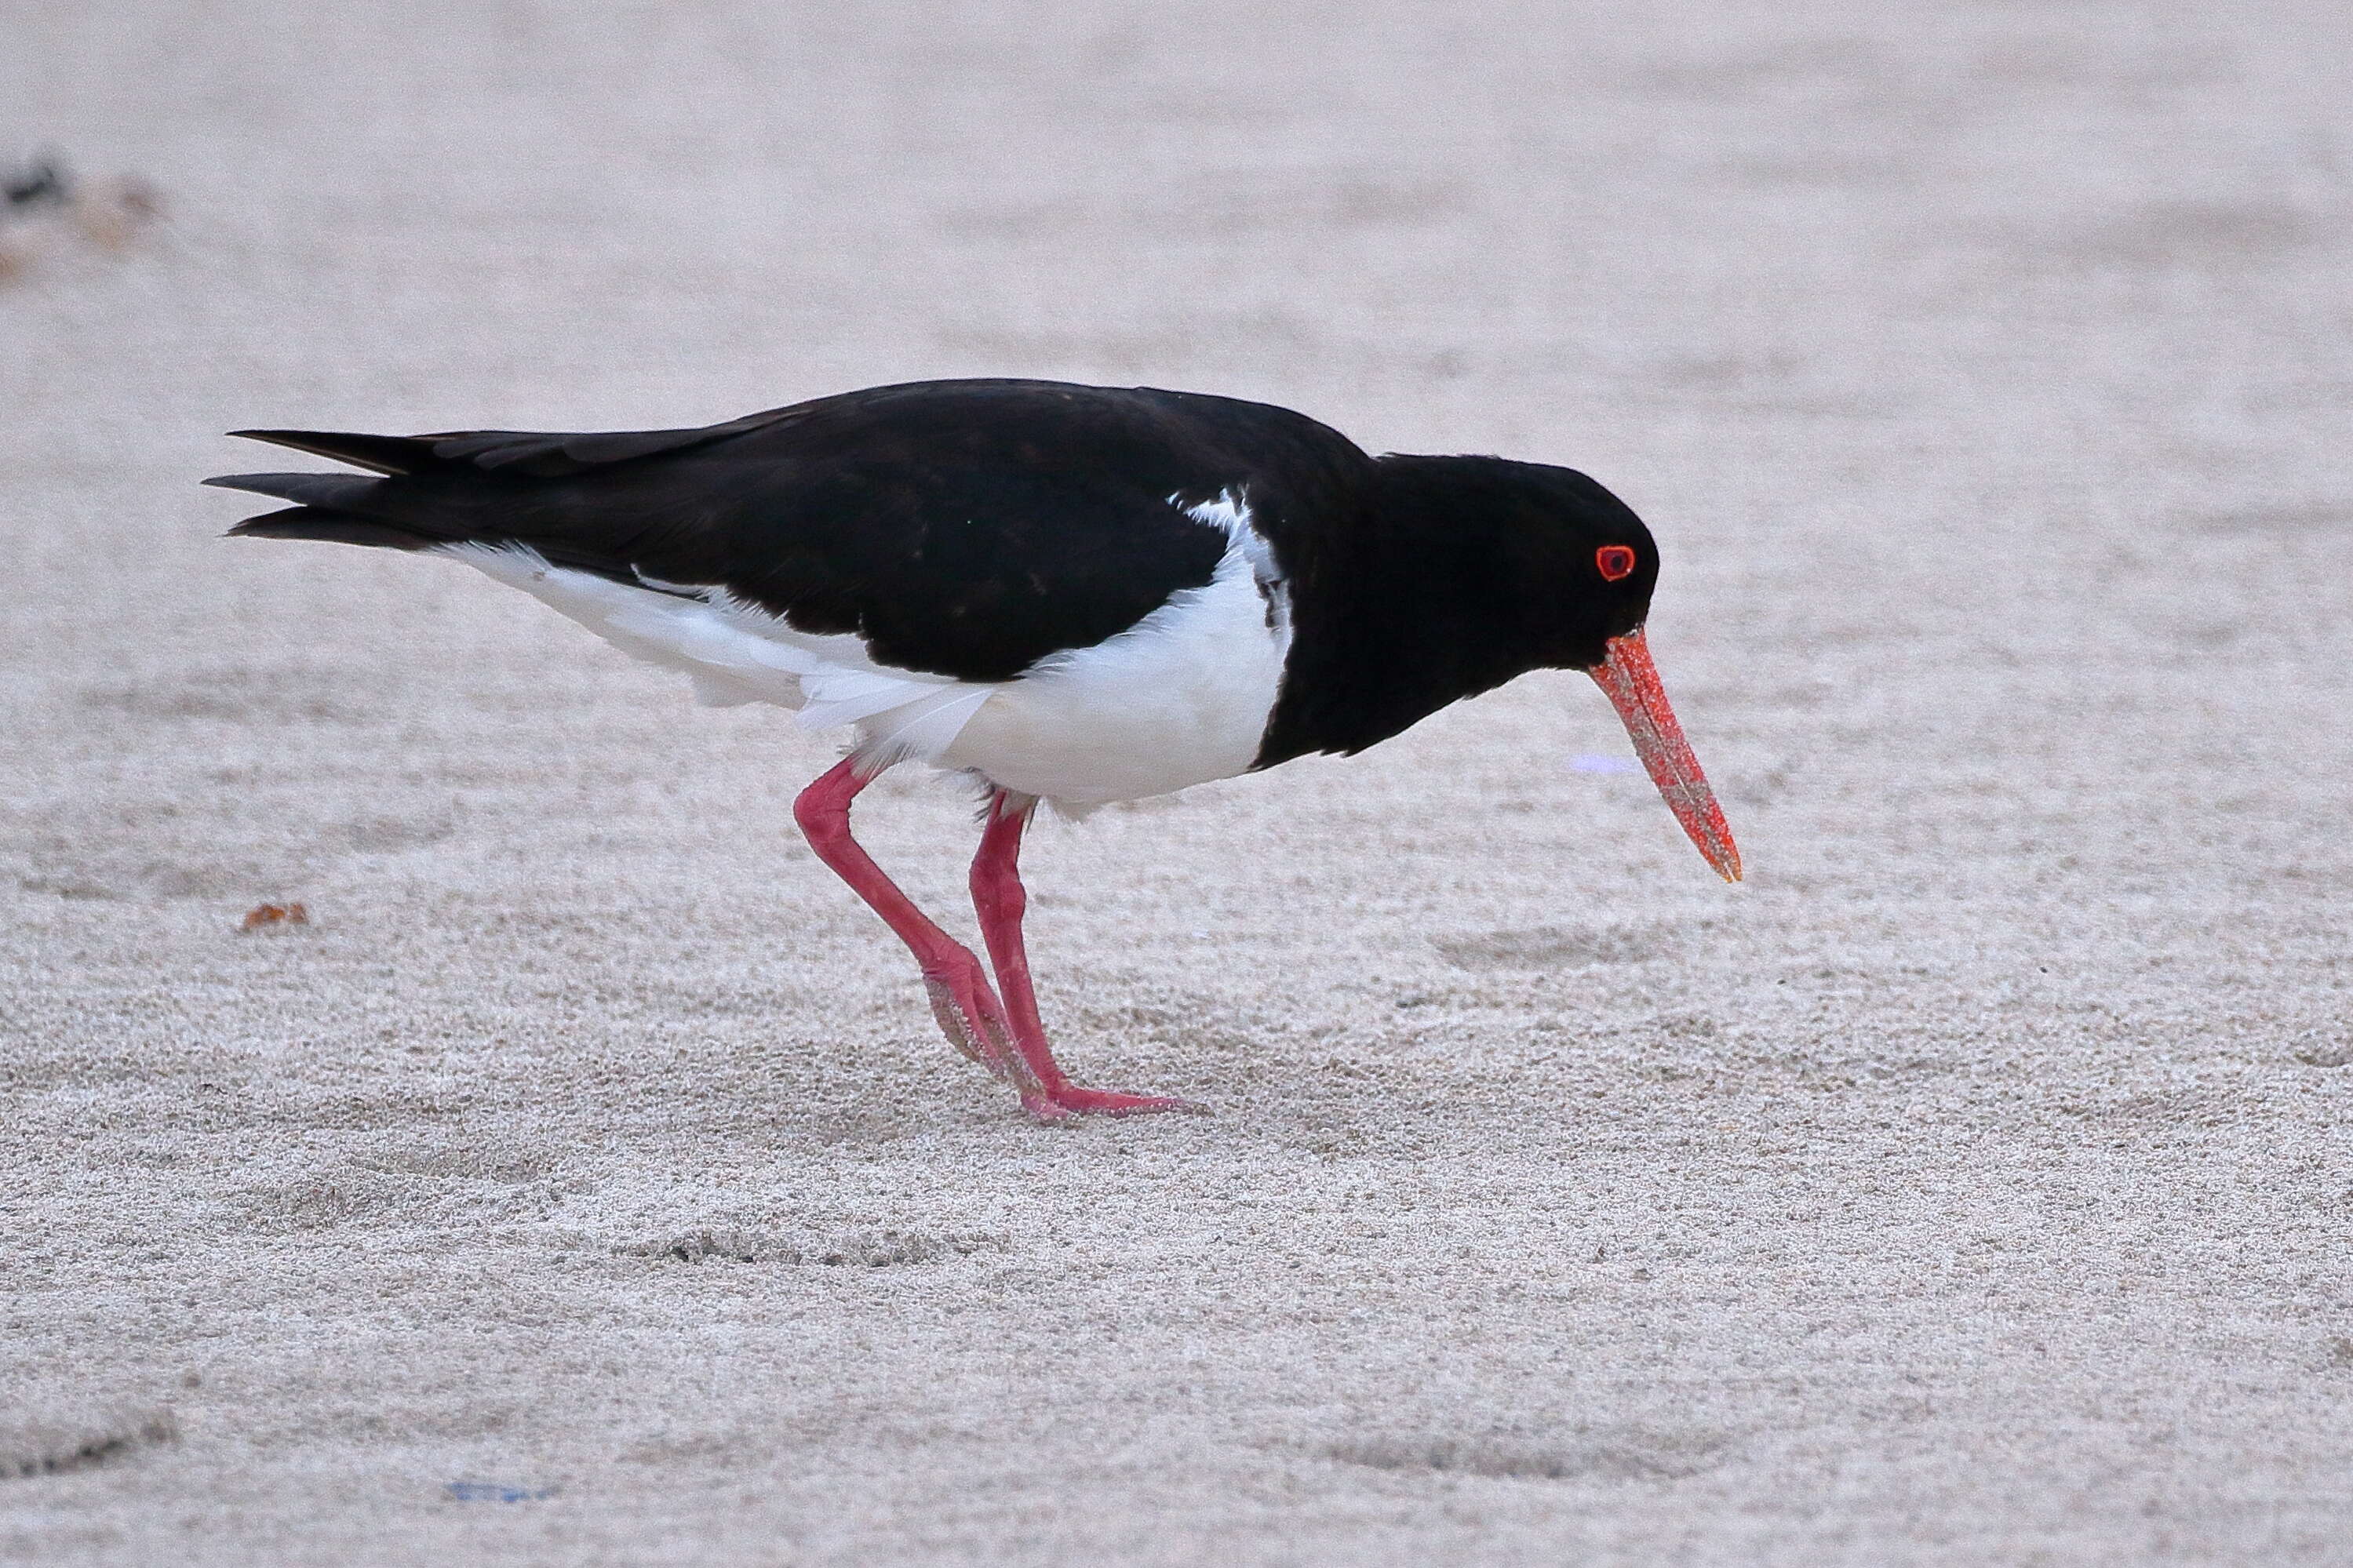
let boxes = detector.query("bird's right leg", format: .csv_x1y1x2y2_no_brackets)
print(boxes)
968,789,1208,1119
791,756,1047,1107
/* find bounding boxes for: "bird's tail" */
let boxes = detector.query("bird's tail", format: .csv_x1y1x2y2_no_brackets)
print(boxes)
206,430,479,551
205,474,438,551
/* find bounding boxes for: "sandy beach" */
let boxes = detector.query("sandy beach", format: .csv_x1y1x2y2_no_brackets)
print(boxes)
4,2,2351,1562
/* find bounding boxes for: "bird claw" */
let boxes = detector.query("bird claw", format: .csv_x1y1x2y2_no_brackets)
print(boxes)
922,973,1020,1075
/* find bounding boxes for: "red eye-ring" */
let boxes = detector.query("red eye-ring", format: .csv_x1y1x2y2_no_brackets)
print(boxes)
1596,544,1637,581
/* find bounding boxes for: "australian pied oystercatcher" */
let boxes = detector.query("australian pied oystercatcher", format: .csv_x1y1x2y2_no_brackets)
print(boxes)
207,378,1741,1119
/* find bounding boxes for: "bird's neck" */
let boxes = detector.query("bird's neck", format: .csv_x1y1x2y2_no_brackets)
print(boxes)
1252,455,1559,769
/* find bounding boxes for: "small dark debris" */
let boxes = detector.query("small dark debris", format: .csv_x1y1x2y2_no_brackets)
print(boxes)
1432,921,1690,971
446,1480,556,1503
1326,1430,1723,1483
627,1228,1008,1268
0,151,162,281
4,158,69,210
2,1413,178,1479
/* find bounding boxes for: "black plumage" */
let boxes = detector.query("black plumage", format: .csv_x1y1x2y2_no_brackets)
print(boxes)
209,377,1660,765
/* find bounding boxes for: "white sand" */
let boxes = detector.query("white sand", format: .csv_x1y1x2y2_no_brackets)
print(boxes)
5,3,2351,1563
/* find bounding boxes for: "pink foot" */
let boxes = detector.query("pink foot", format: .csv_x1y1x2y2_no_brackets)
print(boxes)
1022,1084,1213,1122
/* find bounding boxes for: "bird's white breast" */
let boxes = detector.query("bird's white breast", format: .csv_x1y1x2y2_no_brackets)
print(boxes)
439,494,1291,811
942,509,1290,806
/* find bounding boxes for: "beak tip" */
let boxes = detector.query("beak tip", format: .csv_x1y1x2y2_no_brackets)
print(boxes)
1591,629,1743,888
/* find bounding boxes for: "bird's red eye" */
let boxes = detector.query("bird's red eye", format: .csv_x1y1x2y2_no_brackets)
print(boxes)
1596,544,1637,581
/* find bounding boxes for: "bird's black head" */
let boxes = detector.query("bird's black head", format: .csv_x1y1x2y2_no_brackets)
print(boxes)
1371,454,1660,673
1341,451,1739,884
1481,458,1660,669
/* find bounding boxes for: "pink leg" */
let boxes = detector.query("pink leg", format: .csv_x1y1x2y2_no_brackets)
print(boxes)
970,791,1209,1119
793,758,1051,1111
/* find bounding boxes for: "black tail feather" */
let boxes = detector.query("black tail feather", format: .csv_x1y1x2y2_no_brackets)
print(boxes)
226,429,441,475
203,471,385,509
209,471,454,552
224,506,441,551
221,415,789,481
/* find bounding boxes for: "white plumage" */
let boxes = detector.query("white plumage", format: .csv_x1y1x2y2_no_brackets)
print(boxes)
438,493,1291,811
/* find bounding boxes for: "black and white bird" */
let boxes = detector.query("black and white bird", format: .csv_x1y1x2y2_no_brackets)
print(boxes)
207,378,1741,1119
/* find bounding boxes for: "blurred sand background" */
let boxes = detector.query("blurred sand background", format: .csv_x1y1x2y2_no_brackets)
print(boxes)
4,2,2351,1563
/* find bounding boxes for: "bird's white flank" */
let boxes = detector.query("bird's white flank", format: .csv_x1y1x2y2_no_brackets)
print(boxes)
436,491,1291,810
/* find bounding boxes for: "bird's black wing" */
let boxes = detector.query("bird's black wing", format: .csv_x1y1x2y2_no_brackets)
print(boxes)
207,379,1370,682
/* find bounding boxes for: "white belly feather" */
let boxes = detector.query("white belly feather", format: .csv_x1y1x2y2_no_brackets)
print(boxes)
438,494,1291,809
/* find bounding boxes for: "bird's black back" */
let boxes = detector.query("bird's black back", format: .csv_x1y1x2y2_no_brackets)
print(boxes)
211,379,1371,685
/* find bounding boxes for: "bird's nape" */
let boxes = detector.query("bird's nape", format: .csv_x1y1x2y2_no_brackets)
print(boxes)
1586,628,1743,882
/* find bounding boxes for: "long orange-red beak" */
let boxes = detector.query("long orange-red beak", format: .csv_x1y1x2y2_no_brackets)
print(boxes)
1587,628,1743,882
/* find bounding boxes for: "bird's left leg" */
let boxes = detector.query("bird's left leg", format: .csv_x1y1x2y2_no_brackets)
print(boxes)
968,791,1209,1119
792,756,1039,1104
